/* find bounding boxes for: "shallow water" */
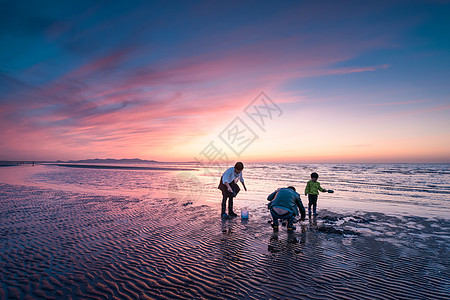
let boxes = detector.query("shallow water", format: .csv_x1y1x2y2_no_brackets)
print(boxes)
0,163,449,299
5,162,448,218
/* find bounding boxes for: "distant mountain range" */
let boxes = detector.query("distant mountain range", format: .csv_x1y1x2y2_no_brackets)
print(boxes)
57,158,159,164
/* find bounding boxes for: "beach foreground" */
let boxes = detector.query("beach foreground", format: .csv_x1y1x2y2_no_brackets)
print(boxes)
1,180,449,299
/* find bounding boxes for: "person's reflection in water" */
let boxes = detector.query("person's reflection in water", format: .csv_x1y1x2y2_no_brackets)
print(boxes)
297,220,307,244
287,230,298,244
268,232,280,253
221,217,233,234
219,218,247,266
268,230,305,255
309,214,318,231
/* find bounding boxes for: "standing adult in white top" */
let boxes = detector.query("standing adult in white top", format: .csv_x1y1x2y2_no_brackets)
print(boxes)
218,162,247,218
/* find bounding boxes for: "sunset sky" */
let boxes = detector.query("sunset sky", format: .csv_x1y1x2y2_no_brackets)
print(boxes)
1,1,449,163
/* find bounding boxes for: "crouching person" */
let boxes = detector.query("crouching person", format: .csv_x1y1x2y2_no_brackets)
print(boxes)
267,186,306,231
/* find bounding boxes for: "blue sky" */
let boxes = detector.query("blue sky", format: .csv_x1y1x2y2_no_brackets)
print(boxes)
1,0,449,162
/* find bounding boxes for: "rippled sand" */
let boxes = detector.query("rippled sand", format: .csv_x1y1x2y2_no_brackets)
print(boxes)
0,182,449,299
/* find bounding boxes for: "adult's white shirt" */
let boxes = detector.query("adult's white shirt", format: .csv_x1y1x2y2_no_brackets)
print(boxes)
221,167,244,184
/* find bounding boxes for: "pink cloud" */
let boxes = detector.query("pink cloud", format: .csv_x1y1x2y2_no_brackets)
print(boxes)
343,64,390,73
0,21,397,160
366,99,430,106
400,104,450,116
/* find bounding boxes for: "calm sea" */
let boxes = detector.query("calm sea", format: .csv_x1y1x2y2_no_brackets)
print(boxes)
1,162,448,219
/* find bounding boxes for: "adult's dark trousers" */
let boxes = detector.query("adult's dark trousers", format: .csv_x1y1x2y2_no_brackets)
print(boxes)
221,182,240,214
270,208,295,227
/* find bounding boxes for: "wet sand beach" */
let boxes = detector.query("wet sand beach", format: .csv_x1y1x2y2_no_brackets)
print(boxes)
1,171,449,299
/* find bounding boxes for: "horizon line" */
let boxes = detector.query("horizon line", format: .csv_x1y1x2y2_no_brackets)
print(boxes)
2,159,449,164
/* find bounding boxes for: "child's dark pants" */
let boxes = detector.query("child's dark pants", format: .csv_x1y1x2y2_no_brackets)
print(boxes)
308,194,318,214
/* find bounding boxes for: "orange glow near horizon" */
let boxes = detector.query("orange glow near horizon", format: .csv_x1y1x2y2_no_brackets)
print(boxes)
1,2,449,163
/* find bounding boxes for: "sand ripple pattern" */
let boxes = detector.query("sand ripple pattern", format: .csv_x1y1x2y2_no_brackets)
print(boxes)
0,183,449,299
